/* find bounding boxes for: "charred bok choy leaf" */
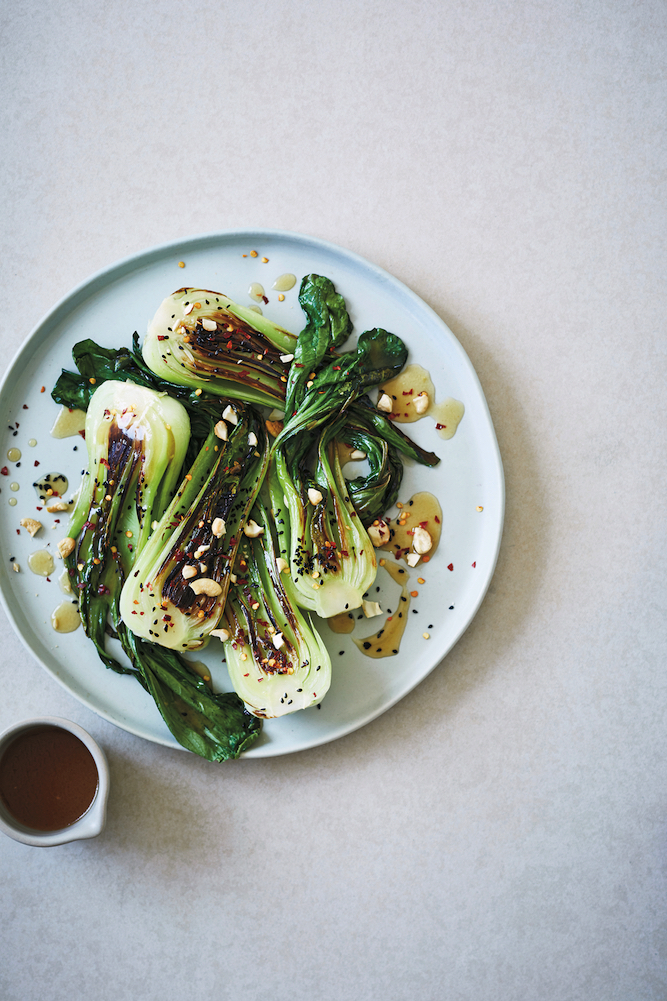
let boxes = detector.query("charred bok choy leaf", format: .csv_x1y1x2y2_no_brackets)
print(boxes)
142,288,296,407
119,401,269,650
221,490,331,718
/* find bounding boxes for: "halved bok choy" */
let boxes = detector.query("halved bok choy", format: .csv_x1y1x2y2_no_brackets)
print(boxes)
220,491,331,718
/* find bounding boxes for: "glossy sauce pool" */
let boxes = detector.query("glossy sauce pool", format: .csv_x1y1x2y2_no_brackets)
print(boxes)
0,726,99,831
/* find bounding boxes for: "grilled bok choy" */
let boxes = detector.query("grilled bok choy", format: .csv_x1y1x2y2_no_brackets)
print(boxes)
119,402,269,650
221,492,332,718
142,288,296,407
61,381,262,761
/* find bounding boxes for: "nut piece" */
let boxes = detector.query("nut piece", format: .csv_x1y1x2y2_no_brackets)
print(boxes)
193,544,210,559
46,501,70,513
272,632,285,650
248,431,258,446
377,393,393,412
210,627,230,642
406,552,421,567
412,526,433,555
243,519,264,538
211,517,226,538
182,565,198,580
276,557,289,574
265,419,284,438
413,391,429,415
57,537,76,559
222,405,238,425
188,577,223,596
367,519,390,547
362,600,382,618
20,517,42,537
201,318,218,331
12,563,20,573
349,449,367,461
307,487,323,506
214,420,228,441
279,353,294,363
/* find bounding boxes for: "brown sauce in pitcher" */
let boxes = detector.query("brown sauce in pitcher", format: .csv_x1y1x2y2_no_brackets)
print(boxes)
0,726,98,831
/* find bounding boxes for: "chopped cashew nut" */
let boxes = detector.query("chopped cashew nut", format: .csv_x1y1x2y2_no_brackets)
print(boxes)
182,565,198,580
413,392,429,414
248,431,257,446
265,419,283,437
210,628,230,642
406,552,421,567
280,353,294,363
46,501,69,513
412,526,433,555
211,517,226,538
57,537,76,558
276,557,289,573
214,420,228,440
243,520,264,538
362,600,383,618
20,518,42,537
349,449,367,460
188,578,223,596
307,487,323,505
193,544,210,559
199,563,208,573
12,563,19,572
272,632,285,650
268,409,285,421
222,405,238,425
201,318,217,331
367,519,390,546
377,393,393,412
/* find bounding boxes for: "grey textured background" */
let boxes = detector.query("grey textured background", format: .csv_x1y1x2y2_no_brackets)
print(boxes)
1,2,666,999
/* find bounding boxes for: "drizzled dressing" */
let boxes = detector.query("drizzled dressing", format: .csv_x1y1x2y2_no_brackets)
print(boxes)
381,491,443,563
380,364,464,440
354,559,412,658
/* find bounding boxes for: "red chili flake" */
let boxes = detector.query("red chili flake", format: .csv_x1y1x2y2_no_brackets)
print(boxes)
447,563,454,571
332,366,341,371
35,506,42,511
261,295,269,305
100,457,109,468
78,429,86,438
157,335,167,341
14,423,19,429
257,678,264,682
22,404,28,409
472,561,476,568
294,363,304,368
434,516,441,524
54,519,60,523
34,461,40,467
16,529,20,535
402,389,413,395
435,423,445,430
243,673,249,677
40,386,45,393
0,467,8,475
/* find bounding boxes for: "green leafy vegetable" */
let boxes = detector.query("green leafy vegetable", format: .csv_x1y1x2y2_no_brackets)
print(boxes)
221,490,332,717
119,402,269,650
142,288,296,407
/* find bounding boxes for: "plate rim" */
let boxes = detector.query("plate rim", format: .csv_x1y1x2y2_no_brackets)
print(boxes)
0,228,505,757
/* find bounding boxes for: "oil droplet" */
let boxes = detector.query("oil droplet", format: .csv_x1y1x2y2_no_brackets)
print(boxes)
248,305,263,314
354,559,412,659
379,364,465,439
28,550,55,577
50,406,86,439
51,601,81,633
272,273,297,292
9,482,19,492
8,497,17,507
248,282,265,302
33,472,68,503
381,492,443,564
328,612,356,634
58,569,73,595
7,447,21,462
28,439,37,447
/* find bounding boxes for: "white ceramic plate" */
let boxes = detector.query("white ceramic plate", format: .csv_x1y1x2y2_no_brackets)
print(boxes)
0,230,503,757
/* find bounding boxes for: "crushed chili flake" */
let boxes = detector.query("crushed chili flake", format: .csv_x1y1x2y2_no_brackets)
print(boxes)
0,467,8,476
447,563,454,571
40,386,45,393
472,561,476,568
